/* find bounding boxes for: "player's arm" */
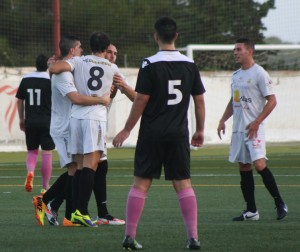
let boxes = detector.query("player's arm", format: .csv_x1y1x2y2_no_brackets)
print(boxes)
124,93,149,130
16,99,25,131
67,91,111,106
217,97,233,139
256,94,277,124
246,94,277,139
113,93,149,147
191,94,205,147
113,73,136,102
48,60,71,74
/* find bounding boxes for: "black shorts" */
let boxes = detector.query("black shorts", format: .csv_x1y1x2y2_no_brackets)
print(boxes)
134,138,190,180
25,125,55,151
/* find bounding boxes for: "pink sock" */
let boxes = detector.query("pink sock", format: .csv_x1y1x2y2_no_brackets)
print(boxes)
26,149,39,173
177,188,198,240
125,187,147,239
41,152,53,190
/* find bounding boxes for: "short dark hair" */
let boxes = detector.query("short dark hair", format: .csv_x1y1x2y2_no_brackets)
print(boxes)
235,37,255,51
59,35,80,57
154,16,177,43
89,32,110,53
35,54,48,71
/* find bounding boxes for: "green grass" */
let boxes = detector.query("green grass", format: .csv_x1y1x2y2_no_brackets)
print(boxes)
0,143,299,252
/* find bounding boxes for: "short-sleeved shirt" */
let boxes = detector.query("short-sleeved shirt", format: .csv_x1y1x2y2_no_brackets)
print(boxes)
66,55,119,121
136,50,205,141
50,72,77,137
231,64,275,133
16,71,51,127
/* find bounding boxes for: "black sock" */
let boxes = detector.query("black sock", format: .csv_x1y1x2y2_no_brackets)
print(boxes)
42,171,68,205
72,169,82,212
240,170,257,212
50,196,64,212
258,167,284,206
94,160,109,217
78,167,95,215
65,175,74,220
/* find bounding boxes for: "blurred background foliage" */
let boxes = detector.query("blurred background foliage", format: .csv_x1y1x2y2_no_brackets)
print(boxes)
0,0,299,70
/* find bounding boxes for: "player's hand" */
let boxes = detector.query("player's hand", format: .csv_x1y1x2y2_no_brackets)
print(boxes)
191,131,204,147
217,121,226,140
113,73,122,85
110,84,118,98
246,121,259,140
99,92,112,106
47,55,58,67
113,73,127,89
113,129,130,147
19,120,25,132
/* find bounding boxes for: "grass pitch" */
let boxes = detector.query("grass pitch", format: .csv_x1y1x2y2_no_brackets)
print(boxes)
0,143,299,251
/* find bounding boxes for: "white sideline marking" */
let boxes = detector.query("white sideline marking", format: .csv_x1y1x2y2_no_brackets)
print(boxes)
0,174,300,179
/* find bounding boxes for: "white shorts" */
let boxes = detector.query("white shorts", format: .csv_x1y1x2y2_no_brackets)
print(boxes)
100,151,107,161
52,135,73,168
99,131,107,161
69,118,106,155
229,131,267,164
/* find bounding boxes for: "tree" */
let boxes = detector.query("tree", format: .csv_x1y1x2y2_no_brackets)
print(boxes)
0,0,276,68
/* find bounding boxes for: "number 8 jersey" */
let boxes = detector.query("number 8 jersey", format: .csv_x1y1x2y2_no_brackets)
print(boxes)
66,55,119,121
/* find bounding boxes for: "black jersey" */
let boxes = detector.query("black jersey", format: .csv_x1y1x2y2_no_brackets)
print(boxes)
16,71,52,126
136,50,205,141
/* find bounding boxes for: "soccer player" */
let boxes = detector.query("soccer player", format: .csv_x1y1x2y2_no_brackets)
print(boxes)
107,44,136,102
217,37,288,221
32,35,111,226
16,54,55,194
113,17,205,250
49,32,119,227
93,44,132,225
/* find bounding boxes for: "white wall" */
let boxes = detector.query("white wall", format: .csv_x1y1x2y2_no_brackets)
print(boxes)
1,67,299,151
107,69,300,147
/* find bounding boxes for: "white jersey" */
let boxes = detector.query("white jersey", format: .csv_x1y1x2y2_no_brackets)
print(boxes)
67,55,119,121
50,72,77,137
231,64,275,133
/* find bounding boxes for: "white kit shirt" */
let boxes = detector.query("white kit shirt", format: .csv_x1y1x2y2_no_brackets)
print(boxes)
231,64,275,133
67,55,119,121
50,72,77,137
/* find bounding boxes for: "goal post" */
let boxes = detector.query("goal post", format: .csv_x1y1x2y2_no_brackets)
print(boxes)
184,44,300,59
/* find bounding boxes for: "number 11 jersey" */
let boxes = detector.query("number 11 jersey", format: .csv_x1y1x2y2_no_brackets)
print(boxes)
16,71,51,127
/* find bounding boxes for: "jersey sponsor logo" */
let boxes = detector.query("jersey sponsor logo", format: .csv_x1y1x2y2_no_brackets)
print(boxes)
83,58,111,66
240,96,252,103
233,90,252,106
233,89,240,102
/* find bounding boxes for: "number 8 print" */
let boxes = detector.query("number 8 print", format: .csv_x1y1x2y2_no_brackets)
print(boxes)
87,66,104,91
